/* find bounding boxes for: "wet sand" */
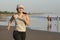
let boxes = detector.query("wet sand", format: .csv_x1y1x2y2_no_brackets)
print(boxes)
0,25,60,40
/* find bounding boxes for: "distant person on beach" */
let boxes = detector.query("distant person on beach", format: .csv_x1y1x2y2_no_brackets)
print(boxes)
7,4,30,40
47,15,52,31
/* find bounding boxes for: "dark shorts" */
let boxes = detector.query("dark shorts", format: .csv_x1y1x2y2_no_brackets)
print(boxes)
13,30,26,40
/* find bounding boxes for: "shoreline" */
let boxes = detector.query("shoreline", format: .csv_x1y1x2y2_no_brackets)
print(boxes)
0,25,60,40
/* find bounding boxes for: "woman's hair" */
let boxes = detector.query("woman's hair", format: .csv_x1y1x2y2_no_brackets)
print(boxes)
16,7,18,12
23,12,27,14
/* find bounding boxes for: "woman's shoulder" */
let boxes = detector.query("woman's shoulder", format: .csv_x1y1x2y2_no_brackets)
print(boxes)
12,14,18,18
12,14,18,16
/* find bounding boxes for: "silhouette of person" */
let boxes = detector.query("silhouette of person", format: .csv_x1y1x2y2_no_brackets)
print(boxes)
47,15,52,31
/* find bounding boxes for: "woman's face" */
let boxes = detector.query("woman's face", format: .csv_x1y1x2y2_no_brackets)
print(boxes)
18,7,24,13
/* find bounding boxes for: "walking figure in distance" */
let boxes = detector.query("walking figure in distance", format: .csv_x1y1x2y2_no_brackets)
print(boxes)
47,15,51,31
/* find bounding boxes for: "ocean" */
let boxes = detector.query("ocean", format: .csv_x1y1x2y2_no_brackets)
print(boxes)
0,15,60,33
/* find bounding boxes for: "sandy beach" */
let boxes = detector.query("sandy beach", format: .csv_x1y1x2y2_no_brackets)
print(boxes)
0,25,60,40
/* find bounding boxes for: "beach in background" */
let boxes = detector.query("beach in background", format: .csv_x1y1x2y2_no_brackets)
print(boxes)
0,13,60,33
0,13,60,40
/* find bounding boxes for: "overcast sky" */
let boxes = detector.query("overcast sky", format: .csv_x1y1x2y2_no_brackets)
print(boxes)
0,0,60,13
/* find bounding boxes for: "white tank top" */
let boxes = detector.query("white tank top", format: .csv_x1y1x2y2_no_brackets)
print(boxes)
14,14,26,32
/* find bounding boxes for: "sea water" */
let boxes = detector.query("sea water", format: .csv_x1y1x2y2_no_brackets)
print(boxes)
0,15,60,33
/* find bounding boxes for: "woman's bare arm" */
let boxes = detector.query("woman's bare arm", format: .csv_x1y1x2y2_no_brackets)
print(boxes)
24,14,30,26
7,15,14,30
